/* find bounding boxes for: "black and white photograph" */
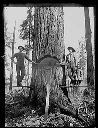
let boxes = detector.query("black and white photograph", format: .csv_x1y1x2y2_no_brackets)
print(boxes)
4,5,95,127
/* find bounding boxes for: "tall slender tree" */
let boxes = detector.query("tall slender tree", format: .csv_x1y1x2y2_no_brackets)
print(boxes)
84,7,94,89
20,7,34,45
4,21,10,67
4,15,14,86
4,10,11,49
9,21,16,91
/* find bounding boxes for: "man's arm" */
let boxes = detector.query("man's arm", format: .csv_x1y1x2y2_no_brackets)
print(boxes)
74,57,76,66
25,55,36,64
66,55,69,63
25,55,32,62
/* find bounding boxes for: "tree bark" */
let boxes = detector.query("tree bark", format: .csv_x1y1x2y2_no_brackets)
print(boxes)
84,7,94,89
28,56,88,126
28,7,89,126
29,57,76,114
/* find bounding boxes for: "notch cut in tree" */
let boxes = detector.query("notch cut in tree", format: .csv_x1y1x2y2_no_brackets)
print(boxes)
29,56,75,115
29,55,88,126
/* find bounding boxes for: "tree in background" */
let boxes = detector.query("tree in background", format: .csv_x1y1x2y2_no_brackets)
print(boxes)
4,17,13,84
4,21,11,48
78,39,87,82
20,7,35,48
84,7,94,89
4,14,16,91
4,21,10,67
10,21,16,90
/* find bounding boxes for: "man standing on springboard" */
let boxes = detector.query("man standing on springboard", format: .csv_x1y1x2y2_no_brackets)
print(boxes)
11,46,36,86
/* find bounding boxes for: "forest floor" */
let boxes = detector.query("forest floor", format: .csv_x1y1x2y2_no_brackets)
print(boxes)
5,110,86,127
5,81,95,127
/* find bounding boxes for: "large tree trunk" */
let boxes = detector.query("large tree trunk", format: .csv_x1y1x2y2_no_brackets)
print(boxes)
32,7,65,61
84,7,94,89
31,7,66,112
30,7,68,115
28,7,88,126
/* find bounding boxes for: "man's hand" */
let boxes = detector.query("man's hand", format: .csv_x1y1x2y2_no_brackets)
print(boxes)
60,61,65,65
13,61,17,64
10,57,17,64
32,61,37,65
11,60,17,64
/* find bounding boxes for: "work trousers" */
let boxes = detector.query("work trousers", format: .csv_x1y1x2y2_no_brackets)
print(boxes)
16,65,25,84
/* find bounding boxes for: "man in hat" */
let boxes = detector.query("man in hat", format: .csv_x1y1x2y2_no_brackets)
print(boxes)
66,47,76,79
11,46,36,86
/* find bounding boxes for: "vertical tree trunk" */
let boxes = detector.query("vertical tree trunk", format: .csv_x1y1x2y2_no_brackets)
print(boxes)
32,7,65,87
33,7,65,61
9,22,16,91
27,8,90,125
84,7,94,89
29,7,77,118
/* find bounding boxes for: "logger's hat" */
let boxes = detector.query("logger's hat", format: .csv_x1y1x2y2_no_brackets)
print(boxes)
18,46,24,50
67,47,76,52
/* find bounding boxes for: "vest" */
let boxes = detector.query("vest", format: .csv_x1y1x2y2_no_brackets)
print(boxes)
66,53,76,68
